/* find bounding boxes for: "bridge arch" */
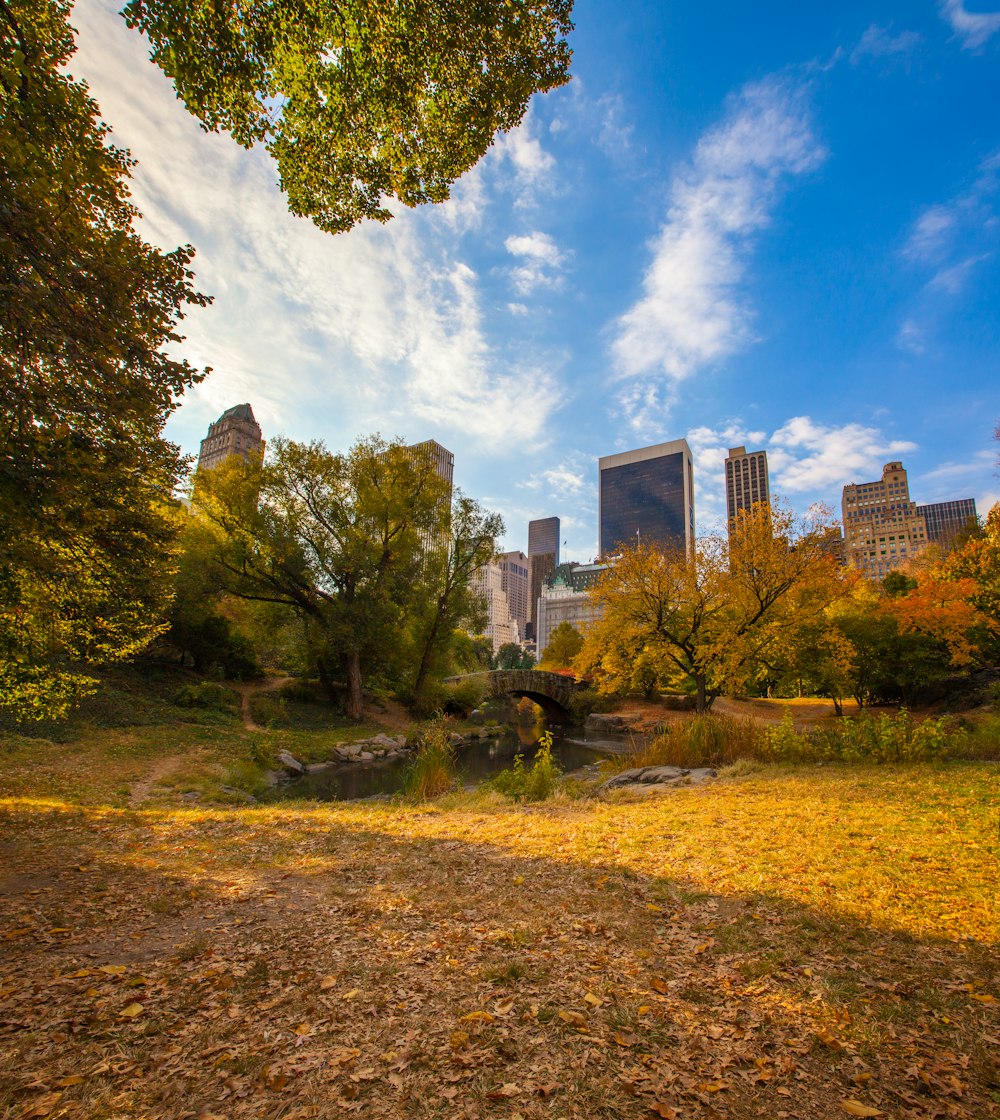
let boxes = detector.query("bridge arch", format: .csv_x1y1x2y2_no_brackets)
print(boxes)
445,670,584,723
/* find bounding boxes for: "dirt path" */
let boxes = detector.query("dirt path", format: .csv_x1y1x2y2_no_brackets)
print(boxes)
232,674,294,731
127,754,188,809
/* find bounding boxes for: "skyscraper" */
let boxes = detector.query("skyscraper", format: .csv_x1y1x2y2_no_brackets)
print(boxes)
197,403,265,472
403,439,454,550
842,461,928,578
598,439,695,558
498,550,529,642
724,445,770,529
526,516,560,642
470,561,520,653
916,499,977,548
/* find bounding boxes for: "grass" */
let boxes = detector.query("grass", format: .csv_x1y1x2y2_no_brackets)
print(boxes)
1,673,998,1118
403,719,457,799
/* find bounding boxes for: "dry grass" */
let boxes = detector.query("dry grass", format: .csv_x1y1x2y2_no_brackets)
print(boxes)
1,723,998,1119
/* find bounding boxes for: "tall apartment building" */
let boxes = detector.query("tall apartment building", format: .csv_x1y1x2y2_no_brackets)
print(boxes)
498,551,529,642
197,403,265,472
916,499,977,548
724,445,770,528
403,439,454,550
598,438,695,558
470,561,520,653
526,517,560,642
842,461,928,578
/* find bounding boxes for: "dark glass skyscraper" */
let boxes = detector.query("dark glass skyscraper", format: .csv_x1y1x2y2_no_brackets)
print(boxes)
526,516,560,642
598,439,694,557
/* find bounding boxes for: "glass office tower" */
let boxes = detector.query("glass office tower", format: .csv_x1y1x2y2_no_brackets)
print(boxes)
598,439,695,557
526,516,560,642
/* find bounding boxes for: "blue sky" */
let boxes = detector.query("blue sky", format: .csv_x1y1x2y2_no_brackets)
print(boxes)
73,0,999,560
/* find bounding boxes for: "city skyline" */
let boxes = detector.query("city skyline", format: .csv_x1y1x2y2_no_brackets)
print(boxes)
73,1,999,561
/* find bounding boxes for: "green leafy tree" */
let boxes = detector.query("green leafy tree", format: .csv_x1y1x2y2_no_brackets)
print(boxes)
195,436,459,718
495,642,534,671
409,494,504,706
123,0,574,233
0,0,209,719
540,621,584,668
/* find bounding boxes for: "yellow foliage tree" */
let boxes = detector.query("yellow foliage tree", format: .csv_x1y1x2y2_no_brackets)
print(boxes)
576,503,842,713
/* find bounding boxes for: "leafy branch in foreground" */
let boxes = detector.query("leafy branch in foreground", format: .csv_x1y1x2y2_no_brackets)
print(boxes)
0,0,210,719
123,0,575,233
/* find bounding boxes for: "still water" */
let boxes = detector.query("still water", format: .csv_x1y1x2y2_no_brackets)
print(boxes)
266,725,622,802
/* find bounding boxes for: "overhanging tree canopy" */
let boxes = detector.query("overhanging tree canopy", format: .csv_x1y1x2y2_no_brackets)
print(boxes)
123,0,575,233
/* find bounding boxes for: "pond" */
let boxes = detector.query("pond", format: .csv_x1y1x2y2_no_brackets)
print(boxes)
264,724,632,802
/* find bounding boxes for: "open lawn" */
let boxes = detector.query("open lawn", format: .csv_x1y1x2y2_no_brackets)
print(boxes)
1,705,998,1120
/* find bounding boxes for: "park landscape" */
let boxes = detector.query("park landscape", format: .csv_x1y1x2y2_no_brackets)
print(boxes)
2,0,1000,1118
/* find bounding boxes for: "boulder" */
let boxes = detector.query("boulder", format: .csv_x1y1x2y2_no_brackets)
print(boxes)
600,766,717,793
357,751,375,762
277,749,305,776
220,785,258,804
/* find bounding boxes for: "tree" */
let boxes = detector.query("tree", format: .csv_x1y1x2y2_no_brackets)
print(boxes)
495,643,534,671
123,0,574,233
577,503,842,713
540,621,584,668
409,494,504,706
0,0,209,719
194,436,477,719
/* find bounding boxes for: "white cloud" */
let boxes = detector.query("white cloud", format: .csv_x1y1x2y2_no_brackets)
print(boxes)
851,24,921,64
918,450,995,483
768,416,917,493
896,319,927,354
610,77,825,384
493,106,558,209
928,253,990,293
904,205,957,262
940,0,1000,49
504,231,566,294
71,1,564,457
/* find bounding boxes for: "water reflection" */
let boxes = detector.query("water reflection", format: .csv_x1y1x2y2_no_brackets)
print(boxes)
264,726,618,803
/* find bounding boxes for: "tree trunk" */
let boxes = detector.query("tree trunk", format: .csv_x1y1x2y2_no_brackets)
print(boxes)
412,597,446,703
832,695,843,717
316,655,338,705
345,651,364,720
695,674,708,714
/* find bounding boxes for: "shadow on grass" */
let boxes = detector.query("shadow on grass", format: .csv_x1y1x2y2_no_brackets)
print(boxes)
0,792,997,1120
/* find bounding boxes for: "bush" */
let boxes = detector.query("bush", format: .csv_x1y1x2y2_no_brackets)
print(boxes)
279,679,316,703
566,688,619,723
764,710,960,763
404,719,457,800
172,681,236,711
489,731,562,802
442,678,487,718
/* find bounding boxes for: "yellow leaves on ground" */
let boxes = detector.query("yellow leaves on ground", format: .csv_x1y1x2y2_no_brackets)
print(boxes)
557,1009,588,1029
118,1002,143,1018
841,1101,884,1117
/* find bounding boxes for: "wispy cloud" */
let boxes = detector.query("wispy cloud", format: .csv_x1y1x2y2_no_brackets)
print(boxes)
610,77,825,395
940,0,1000,49
71,1,564,458
851,24,921,64
504,231,567,294
898,151,999,347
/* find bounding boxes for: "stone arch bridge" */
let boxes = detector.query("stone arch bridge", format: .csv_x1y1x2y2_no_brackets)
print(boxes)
445,670,585,723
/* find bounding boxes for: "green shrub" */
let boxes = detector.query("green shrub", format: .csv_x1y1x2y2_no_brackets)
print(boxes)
404,719,457,800
489,731,562,802
279,679,316,703
249,694,287,728
566,688,619,722
172,681,236,710
442,678,487,718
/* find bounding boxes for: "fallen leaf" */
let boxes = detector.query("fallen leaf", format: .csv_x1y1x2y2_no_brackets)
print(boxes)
583,991,603,1007
460,1011,494,1024
450,1030,469,1050
971,993,996,1004
558,1010,588,1029
841,1101,884,1117
56,1076,85,1088
294,1023,312,1036
650,977,670,994
494,998,514,1015
613,1031,637,1047
319,976,337,990
100,965,127,976
650,1104,676,1118
119,1003,143,1018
